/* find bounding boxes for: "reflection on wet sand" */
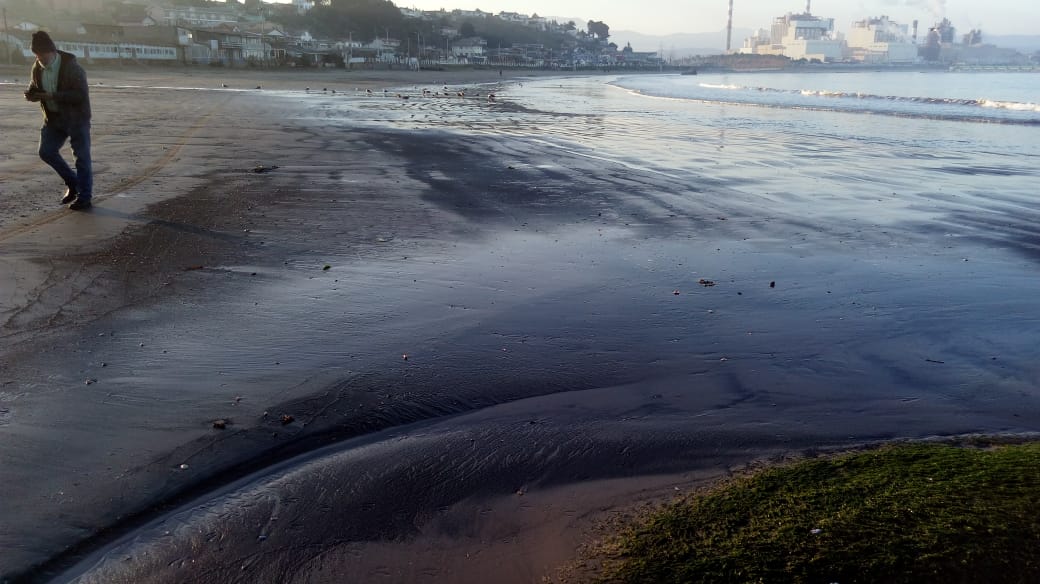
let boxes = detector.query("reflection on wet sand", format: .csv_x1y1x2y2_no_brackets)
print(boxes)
1,72,1039,583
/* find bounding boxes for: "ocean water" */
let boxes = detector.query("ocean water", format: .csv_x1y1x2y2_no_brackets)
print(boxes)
615,71,1040,124
455,71,1040,237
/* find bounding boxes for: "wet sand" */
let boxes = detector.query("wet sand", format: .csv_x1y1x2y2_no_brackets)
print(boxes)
2,67,1040,583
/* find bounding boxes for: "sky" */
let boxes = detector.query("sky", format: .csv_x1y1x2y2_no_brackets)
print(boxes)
377,1,1038,36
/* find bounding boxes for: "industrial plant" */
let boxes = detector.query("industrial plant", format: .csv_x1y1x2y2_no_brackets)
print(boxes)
731,1,1028,65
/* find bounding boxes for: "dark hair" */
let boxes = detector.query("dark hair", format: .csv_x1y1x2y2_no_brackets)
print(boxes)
31,31,57,54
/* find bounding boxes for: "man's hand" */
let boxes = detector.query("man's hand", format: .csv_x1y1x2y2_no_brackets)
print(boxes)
24,89,48,102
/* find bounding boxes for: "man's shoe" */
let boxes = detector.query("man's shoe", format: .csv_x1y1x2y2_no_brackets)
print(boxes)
68,197,92,211
61,187,78,205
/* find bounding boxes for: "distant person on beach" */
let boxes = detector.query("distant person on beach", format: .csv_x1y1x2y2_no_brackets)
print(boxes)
23,31,93,211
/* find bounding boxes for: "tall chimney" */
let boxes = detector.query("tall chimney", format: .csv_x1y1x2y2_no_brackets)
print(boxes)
912,19,918,43
806,0,811,14
726,0,733,52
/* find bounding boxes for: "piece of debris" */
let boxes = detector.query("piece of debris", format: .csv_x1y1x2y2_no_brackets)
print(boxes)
698,279,716,287
925,359,945,364
322,265,331,271
673,290,681,295
183,265,204,271
280,414,294,425
212,419,228,430
250,165,278,174
769,281,776,288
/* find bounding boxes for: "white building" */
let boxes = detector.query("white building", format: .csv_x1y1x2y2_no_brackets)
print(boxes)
451,36,487,62
771,11,844,61
454,9,489,19
739,29,772,54
293,0,314,15
151,5,239,28
847,16,918,63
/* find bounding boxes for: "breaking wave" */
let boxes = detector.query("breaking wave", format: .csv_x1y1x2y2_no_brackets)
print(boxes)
612,73,1040,126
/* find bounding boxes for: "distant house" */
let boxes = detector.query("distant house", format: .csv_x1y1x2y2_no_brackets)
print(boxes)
366,37,401,62
151,5,240,28
3,25,180,63
451,36,487,63
453,9,489,19
423,10,450,21
528,14,548,30
193,26,253,65
498,12,528,25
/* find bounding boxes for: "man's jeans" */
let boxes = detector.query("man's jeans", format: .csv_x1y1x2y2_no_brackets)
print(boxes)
39,119,92,200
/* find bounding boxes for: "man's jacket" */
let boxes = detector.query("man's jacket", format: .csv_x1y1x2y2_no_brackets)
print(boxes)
27,50,92,125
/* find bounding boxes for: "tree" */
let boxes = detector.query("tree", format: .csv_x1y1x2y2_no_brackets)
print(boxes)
587,20,609,41
460,21,475,37
242,0,265,15
303,0,406,42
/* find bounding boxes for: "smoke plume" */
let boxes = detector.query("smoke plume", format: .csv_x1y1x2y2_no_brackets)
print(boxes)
881,0,947,18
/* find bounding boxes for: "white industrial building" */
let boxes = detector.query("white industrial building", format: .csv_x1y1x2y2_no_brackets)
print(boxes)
738,9,844,62
846,16,918,63
772,11,844,61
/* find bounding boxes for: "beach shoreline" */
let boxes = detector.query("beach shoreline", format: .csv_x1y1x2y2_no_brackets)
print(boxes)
2,68,1039,583
1,71,672,581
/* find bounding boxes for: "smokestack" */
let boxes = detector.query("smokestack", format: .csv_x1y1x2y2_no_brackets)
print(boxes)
726,0,733,52
806,0,811,14
912,19,918,43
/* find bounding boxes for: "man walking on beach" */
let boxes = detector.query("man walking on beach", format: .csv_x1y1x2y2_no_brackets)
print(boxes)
24,31,93,211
